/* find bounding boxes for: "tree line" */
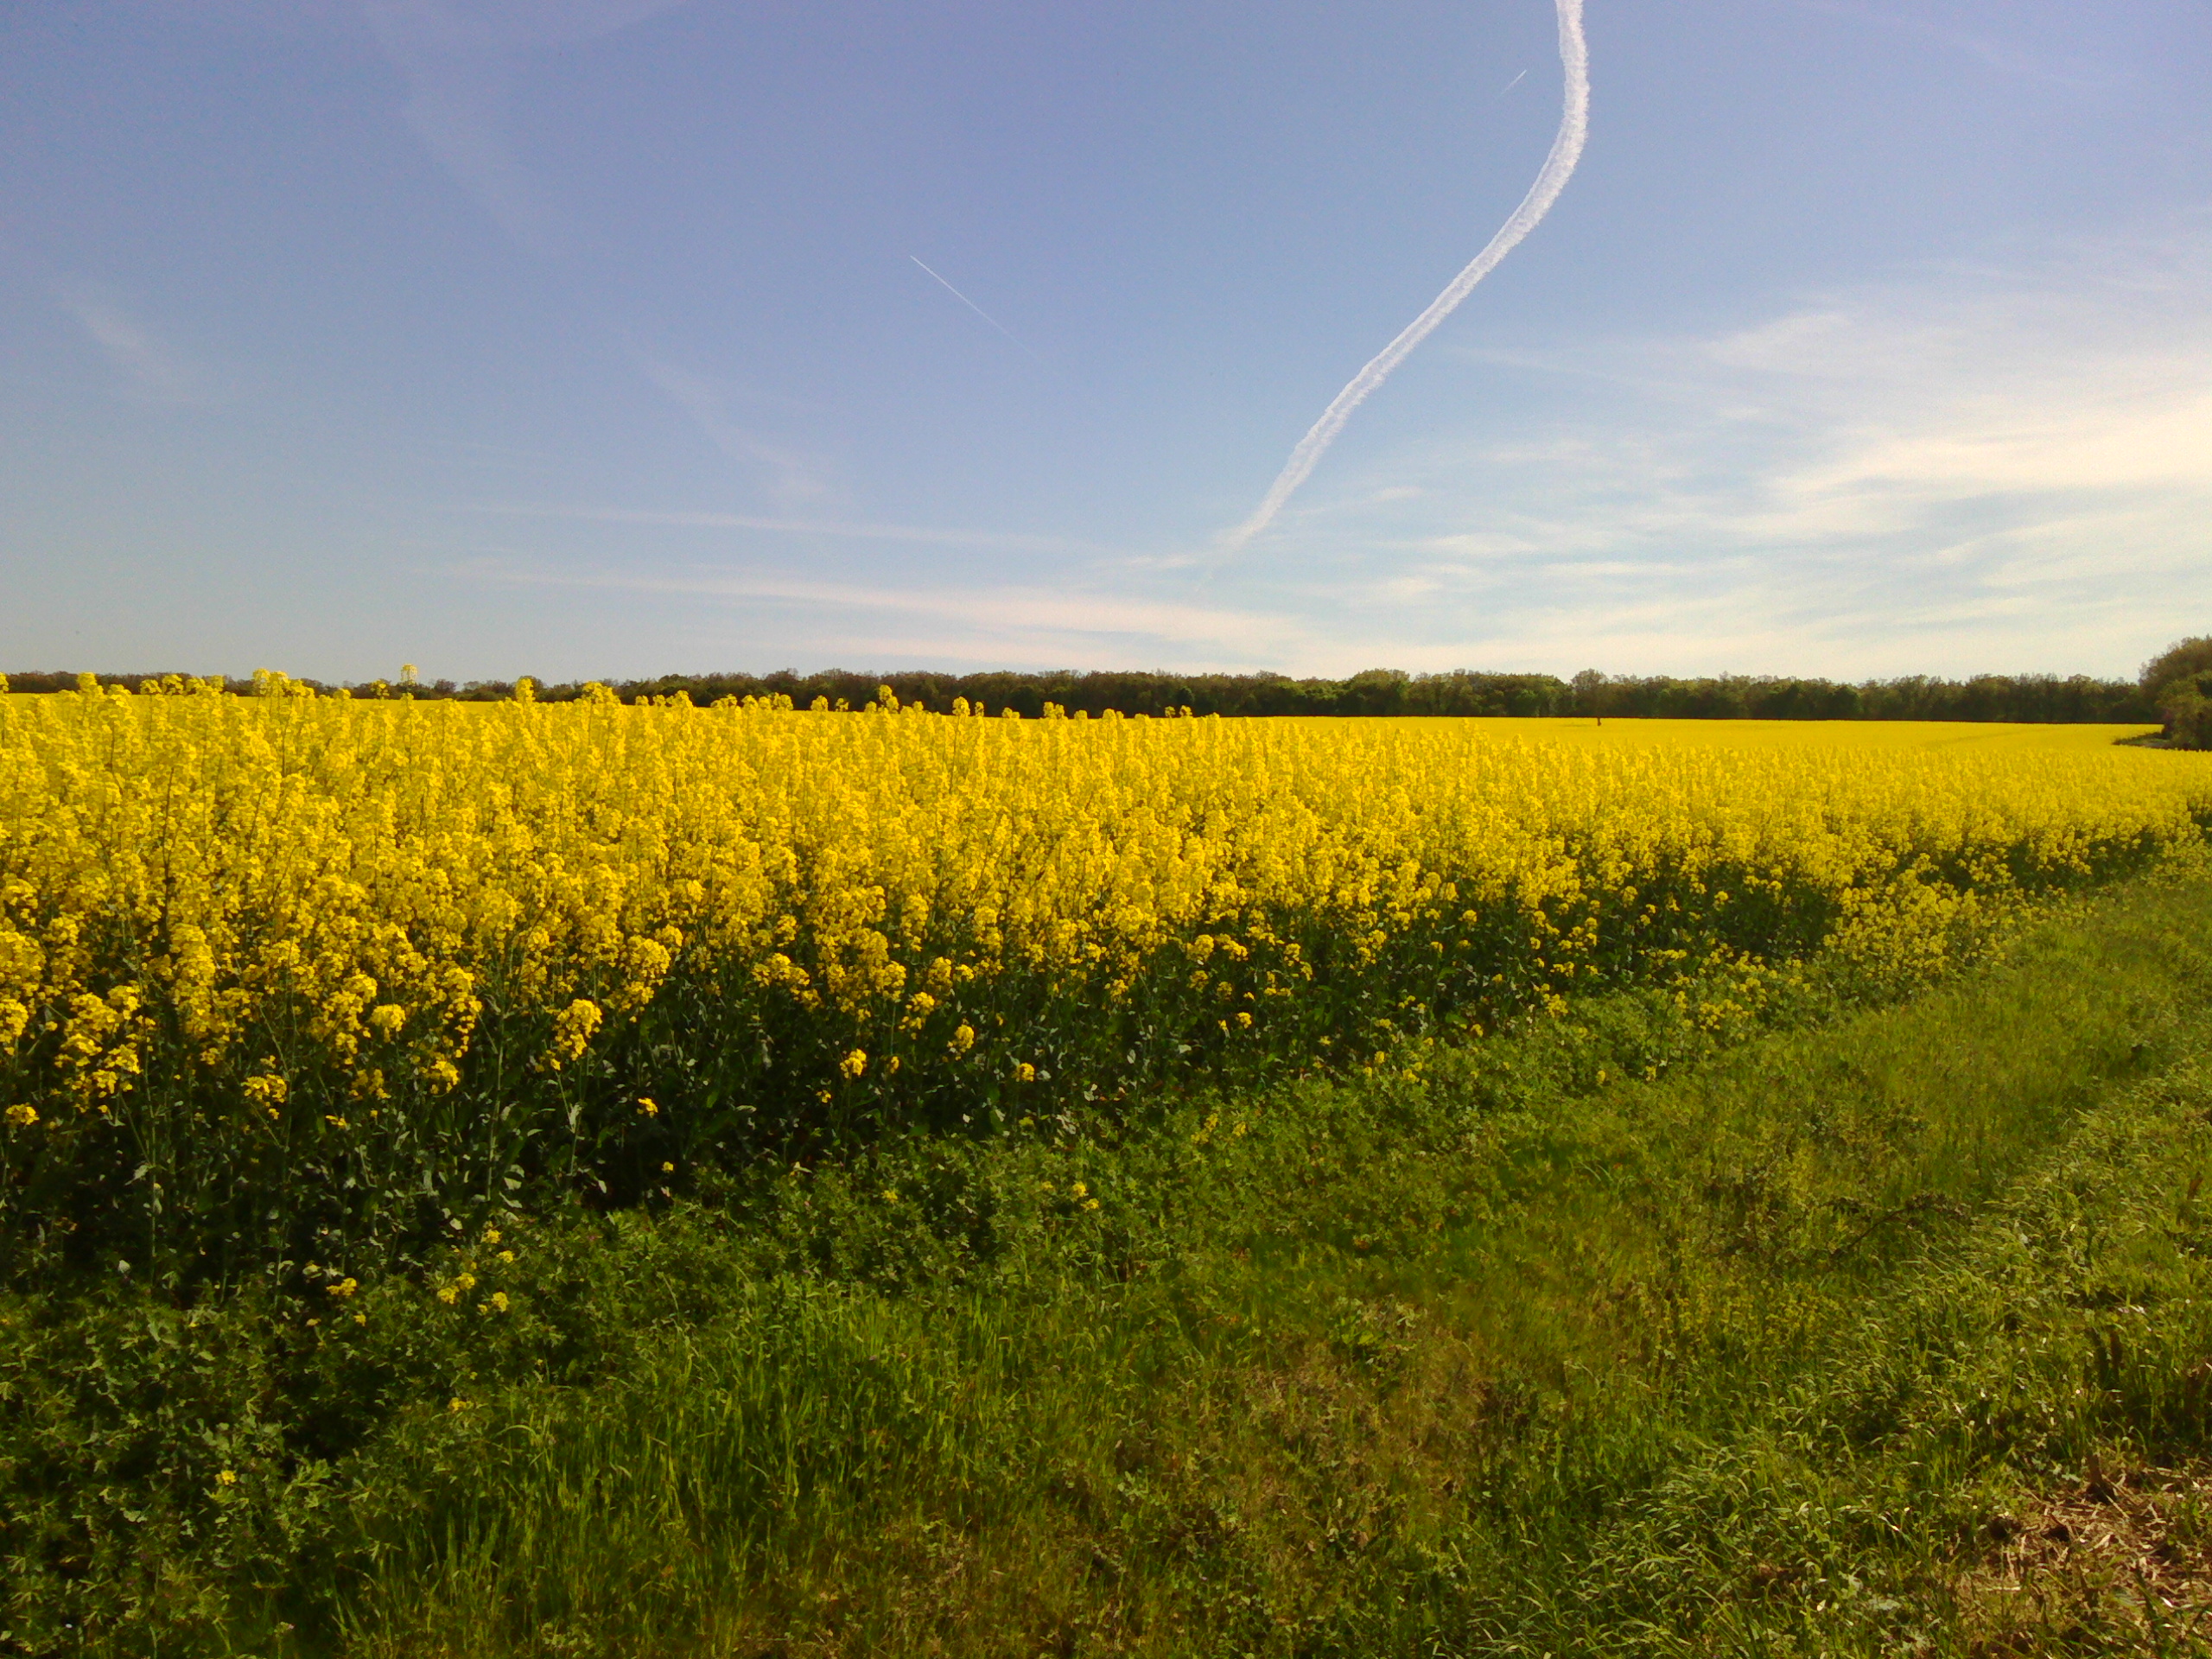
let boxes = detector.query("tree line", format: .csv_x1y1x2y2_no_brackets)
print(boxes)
7,652,2208,741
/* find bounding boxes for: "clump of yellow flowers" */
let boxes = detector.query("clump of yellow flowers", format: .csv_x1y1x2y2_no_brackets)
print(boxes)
1,679,2206,1269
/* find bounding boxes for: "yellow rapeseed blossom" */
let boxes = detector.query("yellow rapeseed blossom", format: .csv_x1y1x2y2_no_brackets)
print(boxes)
2,690,2208,1262
545,1000,602,1070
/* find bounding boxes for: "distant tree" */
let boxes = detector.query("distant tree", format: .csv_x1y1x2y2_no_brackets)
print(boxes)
2142,636,2212,697
2162,686,2212,749
2141,636,2212,748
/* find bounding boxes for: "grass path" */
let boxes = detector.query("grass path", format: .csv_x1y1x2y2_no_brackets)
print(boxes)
320,868,2212,1656
13,866,2212,1655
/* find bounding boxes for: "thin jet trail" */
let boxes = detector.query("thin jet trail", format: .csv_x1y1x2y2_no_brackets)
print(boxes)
910,256,1044,363
1218,0,1588,556
1502,67,1529,92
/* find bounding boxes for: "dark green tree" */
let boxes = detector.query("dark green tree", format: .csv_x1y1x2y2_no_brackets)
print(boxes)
2141,636,2212,748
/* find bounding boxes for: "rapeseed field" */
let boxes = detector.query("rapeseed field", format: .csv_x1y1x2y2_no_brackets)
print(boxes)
2,677,2207,1280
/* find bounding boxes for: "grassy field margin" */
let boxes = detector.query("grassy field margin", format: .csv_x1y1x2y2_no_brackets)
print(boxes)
10,862,2212,1655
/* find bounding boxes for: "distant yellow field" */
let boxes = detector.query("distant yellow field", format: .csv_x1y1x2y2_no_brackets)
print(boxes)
1,688,2206,1169
1440,717,2164,752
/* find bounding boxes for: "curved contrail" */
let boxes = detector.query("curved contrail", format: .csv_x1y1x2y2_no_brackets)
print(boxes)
1220,0,1589,555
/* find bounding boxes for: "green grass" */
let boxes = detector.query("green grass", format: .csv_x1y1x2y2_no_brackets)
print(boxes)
10,864,2212,1655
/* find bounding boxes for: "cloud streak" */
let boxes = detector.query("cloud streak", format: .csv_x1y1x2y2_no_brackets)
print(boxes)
1220,0,1589,556
458,558,1316,664
358,0,696,247
634,357,840,509
458,499,1111,556
54,284,220,404
909,257,1044,363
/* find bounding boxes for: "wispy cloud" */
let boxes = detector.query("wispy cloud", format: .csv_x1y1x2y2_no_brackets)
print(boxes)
450,221,2212,680
456,557,1316,666
54,284,223,405
1258,217,2212,676
634,357,841,510
457,499,1111,557
357,0,696,247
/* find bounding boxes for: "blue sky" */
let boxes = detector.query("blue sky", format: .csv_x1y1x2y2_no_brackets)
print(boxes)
3,0,2209,682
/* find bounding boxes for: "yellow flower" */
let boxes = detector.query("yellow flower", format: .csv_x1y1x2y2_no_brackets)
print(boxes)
544,999,602,1070
497,1249,516,1264
216,1469,238,1486
0,677,2202,1260
881,1188,899,1204
488,1291,510,1313
661,1160,675,1173
482,1228,501,1246
448,1397,469,1413
326,1277,358,1300
1070,1181,1087,1198
437,1285,459,1305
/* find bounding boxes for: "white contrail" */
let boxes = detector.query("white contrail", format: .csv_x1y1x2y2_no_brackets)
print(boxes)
910,255,1044,363
1502,67,1529,92
1219,0,1588,555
